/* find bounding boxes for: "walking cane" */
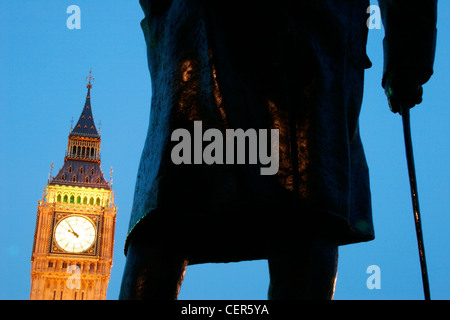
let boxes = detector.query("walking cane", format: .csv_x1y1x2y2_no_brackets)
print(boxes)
400,105,431,300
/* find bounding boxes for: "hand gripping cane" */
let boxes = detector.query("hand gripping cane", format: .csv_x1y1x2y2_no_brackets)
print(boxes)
400,105,431,300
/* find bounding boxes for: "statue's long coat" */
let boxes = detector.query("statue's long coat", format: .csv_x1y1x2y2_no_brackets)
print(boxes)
126,0,437,264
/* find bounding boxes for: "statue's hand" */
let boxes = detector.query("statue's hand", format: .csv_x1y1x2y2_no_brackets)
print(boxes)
383,72,424,114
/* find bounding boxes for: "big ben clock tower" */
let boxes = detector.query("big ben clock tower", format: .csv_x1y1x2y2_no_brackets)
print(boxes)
30,72,117,300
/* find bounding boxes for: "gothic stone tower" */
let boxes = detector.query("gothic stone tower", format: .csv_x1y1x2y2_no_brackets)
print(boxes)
30,73,117,300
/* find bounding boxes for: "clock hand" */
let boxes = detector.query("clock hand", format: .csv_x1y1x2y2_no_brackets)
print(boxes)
68,229,79,238
66,222,79,238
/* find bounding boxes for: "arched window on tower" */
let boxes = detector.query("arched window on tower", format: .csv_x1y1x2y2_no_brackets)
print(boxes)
70,195,74,203
57,194,62,202
63,195,68,203
96,197,101,206
85,176,90,183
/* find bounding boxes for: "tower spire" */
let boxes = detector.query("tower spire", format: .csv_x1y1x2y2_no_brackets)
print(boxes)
70,70,100,139
49,71,110,189
86,69,94,89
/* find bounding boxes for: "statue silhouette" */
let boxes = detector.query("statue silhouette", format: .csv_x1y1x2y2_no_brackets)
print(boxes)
119,0,437,299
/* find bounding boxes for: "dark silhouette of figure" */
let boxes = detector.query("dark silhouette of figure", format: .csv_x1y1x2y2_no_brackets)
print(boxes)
119,0,437,299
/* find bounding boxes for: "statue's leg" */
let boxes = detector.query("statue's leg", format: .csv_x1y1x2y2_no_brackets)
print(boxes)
267,236,338,300
119,238,188,300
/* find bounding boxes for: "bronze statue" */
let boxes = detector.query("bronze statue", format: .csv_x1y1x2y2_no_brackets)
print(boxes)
119,0,437,299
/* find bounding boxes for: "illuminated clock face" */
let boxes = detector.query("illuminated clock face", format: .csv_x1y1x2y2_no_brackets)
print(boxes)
54,215,97,253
